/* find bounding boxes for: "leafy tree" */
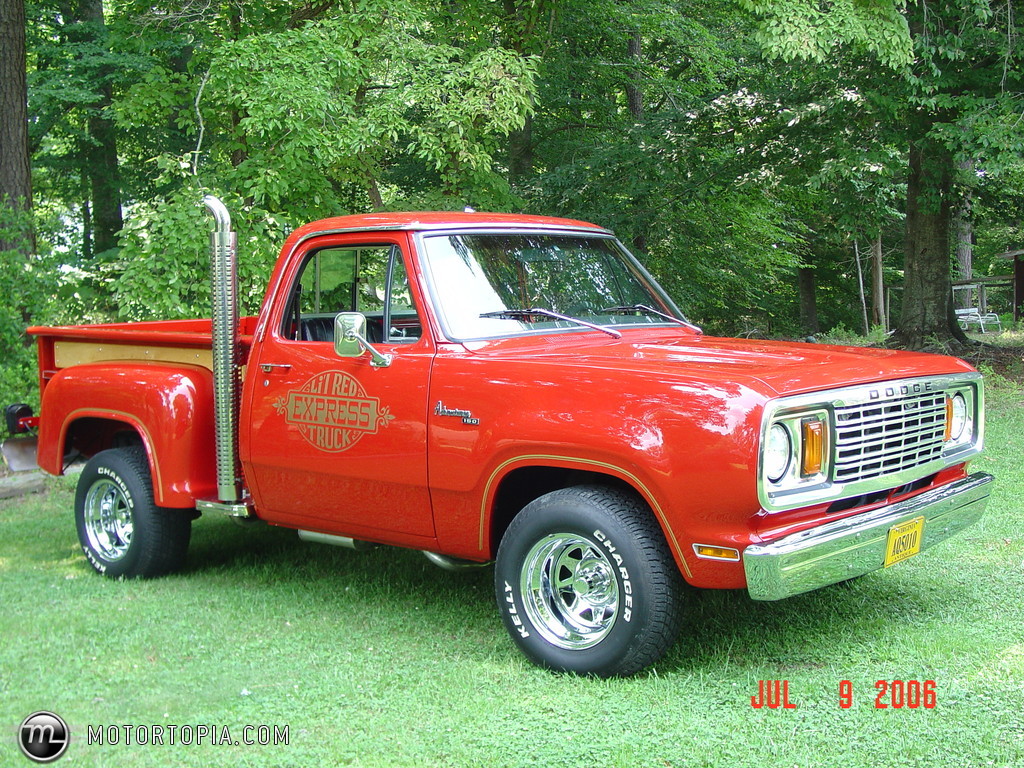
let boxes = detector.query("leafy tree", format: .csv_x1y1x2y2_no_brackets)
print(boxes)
741,0,1024,349
505,0,810,331
26,0,538,321
0,0,40,408
28,0,146,258
892,1,1024,348
12,0,1024,354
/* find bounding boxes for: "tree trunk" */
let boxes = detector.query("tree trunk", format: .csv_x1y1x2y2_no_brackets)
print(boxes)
952,162,974,309
87,105,122,253
0,0,33,252
501,0,552,185
797,266,819,335
854,240,869,334
892,139,968,349
626,33,643,120
870,234,885,329
508,115,533,183
79,0,122,254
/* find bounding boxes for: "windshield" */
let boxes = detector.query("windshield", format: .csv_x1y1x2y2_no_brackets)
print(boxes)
421,232,681,340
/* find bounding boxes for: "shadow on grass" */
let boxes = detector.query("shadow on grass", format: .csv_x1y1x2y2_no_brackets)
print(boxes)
184,513,489,588
1,487,973,676
180,513,967,675
182,514,497,632
660,569,966,674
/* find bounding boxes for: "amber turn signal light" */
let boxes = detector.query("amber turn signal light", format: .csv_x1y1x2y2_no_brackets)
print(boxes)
693,545,740,561
944,395,953,442
801,419,825,476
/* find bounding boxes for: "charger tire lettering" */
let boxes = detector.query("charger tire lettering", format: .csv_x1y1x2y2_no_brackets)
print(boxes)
594,529,632,621
75,447,192,579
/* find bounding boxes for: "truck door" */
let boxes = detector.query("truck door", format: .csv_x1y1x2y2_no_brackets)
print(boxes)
244,235,435,543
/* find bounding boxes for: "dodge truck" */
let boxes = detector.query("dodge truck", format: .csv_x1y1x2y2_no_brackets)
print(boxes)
9,196,993,676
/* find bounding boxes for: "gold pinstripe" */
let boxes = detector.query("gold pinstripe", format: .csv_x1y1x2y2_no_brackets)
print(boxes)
478,454,692,577
63,408,165,505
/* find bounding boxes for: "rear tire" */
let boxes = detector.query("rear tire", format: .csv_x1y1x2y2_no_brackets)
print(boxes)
494,485,684,677
75,447,192,578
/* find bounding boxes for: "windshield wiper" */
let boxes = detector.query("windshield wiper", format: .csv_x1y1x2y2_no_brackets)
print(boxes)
480,308,622,339
600,304,702,334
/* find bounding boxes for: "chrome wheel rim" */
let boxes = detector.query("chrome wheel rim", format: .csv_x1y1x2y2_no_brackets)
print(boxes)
83,479,133,562
521,533,618,650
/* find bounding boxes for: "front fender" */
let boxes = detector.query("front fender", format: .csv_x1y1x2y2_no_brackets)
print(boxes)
38,362,216,507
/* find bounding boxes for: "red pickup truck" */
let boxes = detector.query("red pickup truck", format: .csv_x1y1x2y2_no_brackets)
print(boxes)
14,197,992,676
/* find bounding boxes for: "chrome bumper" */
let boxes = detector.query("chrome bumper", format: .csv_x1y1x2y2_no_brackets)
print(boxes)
743,472,993,601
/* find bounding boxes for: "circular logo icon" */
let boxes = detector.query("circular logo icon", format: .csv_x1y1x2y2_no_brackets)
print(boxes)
18,711,69,763
274,370,393,453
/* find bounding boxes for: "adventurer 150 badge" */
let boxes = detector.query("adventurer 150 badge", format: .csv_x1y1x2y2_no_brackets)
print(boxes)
274,370,394,452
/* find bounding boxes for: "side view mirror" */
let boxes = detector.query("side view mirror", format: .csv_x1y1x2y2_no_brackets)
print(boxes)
334,313,392,368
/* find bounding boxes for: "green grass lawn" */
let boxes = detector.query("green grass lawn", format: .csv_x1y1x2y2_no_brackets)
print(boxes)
2,377,1023,767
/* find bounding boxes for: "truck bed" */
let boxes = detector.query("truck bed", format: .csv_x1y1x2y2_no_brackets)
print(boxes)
29,317,258,388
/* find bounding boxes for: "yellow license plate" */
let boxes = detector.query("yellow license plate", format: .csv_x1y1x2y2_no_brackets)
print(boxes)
884,516,925,567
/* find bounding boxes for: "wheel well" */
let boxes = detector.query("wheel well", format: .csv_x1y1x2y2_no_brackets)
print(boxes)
488,466,637,555
65,417,144,463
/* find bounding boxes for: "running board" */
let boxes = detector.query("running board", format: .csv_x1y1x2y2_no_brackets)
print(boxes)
422,551,490,571
196,498,255,518
297,530,376,550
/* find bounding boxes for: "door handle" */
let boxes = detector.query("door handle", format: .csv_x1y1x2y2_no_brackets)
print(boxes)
260,363,292,373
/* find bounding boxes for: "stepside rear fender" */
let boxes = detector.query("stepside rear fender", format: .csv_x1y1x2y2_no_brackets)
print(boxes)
38,362,217,508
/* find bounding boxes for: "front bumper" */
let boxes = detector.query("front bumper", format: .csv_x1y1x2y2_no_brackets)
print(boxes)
743,472,993,601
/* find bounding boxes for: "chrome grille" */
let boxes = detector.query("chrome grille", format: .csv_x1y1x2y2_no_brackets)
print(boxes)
834,392,947,483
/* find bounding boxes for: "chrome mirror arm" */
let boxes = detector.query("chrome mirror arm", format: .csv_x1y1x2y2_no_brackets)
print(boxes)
346,330,393,368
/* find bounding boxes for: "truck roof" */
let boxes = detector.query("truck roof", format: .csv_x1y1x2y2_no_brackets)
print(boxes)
286,211,613,243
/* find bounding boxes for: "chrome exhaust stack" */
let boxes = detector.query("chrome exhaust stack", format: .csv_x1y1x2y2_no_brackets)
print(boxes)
203,195,242,504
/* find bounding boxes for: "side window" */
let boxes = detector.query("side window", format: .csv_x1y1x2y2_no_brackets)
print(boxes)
299,248,357,315
283,245,421,344
387,256,421,342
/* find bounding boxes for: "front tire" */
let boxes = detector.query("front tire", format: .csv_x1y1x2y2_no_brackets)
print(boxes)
494,485,684,677
75,447,192,578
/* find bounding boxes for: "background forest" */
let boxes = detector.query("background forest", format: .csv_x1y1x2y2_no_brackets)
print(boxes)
2,0,1024,408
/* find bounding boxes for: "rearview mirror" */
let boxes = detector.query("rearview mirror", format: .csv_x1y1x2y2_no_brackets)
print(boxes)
333,312,393,368
334,312,365,358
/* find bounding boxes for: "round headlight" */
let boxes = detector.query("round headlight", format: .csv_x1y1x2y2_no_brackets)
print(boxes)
765,423,792,483
949,393,968,442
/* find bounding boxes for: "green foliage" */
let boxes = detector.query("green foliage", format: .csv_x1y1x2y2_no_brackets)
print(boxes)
403,47,536,203
973,161,1024,279
738,0,913,68
15,0,1024,346
114,181,286,320
113,3,536,218
735,0,1024,345
817,322,890,347
516,0,810,331
644,190,803,333
21,0,539,326
0,207,41,409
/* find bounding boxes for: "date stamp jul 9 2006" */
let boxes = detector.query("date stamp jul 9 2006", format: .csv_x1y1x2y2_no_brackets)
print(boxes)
751,679,938,710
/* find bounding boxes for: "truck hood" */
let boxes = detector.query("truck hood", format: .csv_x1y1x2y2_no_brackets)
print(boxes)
460,329,976,397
